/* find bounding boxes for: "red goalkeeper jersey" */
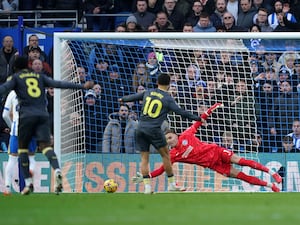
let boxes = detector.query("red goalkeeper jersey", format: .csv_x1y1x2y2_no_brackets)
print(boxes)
150,121,226,178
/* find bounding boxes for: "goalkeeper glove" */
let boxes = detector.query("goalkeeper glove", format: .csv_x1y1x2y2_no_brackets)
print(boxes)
201,102,224,121
131,172,143,183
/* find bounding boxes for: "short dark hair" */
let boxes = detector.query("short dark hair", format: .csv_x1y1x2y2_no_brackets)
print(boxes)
164,128,176,135
13,56,28,71
157,73,170,86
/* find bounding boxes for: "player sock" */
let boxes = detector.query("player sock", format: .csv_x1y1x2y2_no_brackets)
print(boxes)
143,178,152,194
24,177,33,187
238,158,269,173
19,152,31,178
29,155,36,174
5,155,18,187
237,172,268,186
43,148,60,170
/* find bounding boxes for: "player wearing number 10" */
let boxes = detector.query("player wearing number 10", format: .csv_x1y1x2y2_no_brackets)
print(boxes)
0,56,94,195
119,73,202,194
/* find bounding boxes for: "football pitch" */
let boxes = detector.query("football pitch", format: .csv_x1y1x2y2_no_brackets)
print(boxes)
1,192,299,225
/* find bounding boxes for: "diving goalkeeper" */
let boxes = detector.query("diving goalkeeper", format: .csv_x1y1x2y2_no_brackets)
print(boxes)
132,103,282,192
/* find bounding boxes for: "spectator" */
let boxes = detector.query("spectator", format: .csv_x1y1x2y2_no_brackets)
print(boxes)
154,11,175,31
200,0,215,15
286,120,300,151
31,59,44,74
287,119,300,151
252,0,268,11
0,0,18,27
226,0,239,23
227,80,256,151
47,0,84,28
103,64,131,114
273,11,295,31
27,46,52,77
222,12,247,32
271,80,299,139
282,13,300,31
249,24,261,32
277,65,291,84
268,0,297,30
125,15,143,31
146,0,164,14
185,0,204,27
0,35,18,84
291,59,300,87
132,62,152,92
253,8,273,32
177,64,206,112
249,131,264,152
277,40,300,66
115,23,126,32
129,84,146,119
210,0,227,28
93,59,109,85
162,0,185,31
145,51,161,86
133,0,156,31
262,52,281,74
84,89,108,152
19,1,46,27
182,22,194,32
282,53,296,76
23,34,47,62
192,50,211,74
147,23,159,32
92,83,102,99
102,104,138,153
237,0,257,30
193,12,216,32
77,66,89,83
255,80,279,137
84,0,114,31
250,60,261,79
220,131,235,151
204,77,218,106
281,135,298,152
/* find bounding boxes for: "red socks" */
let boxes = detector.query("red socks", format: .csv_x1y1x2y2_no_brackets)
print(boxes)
237,172,267,186
238,158,269,173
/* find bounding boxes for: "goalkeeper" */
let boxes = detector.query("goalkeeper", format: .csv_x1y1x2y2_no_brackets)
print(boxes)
132,103,282,192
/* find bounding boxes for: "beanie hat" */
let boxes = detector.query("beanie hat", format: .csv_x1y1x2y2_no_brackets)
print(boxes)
126,15,137,25
147,52,157,60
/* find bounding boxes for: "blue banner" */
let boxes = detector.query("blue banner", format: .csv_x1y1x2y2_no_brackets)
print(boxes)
0,27,81,57
0,153,299,193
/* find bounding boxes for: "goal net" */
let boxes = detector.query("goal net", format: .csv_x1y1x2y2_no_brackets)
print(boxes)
54,33,300,193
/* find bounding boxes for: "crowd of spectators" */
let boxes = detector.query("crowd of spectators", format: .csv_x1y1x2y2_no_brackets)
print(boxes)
72,36,300,153
0,0,299,32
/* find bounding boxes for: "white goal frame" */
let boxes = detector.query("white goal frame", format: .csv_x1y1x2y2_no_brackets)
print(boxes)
53,32,300,193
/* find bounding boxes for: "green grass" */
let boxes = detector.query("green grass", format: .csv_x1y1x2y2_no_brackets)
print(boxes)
1,192,299,225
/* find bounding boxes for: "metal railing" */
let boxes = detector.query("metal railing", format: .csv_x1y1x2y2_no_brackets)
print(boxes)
0,10,78,28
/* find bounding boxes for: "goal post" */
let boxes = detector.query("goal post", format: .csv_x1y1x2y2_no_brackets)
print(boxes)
53,32,300,193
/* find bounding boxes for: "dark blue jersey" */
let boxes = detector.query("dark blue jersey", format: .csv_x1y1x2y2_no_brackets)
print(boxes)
0,69,84,118
121,88,200,129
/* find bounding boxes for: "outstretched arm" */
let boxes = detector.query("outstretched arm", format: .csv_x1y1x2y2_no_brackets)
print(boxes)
192,103,224,131
132,165,165,183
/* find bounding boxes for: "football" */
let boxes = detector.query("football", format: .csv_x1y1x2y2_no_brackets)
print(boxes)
103,179,118,193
